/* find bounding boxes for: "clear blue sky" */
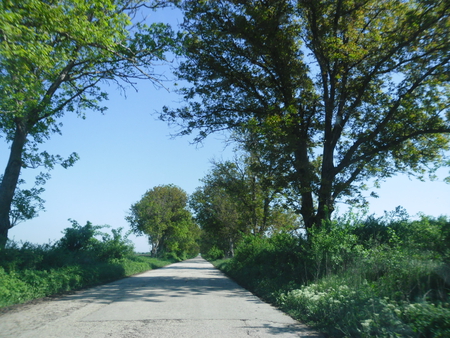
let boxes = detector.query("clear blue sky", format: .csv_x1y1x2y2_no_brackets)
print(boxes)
2,6,449,253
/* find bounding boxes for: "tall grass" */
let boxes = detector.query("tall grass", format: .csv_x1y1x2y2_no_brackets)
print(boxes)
212,210,450,337
0,245,177,308
0,221,178,308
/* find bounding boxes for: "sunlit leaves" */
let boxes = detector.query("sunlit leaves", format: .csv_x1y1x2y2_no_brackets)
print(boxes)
164,0,450,228
126,184,199,257
0,0,178,241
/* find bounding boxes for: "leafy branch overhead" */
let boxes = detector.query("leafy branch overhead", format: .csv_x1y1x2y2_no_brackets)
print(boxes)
0,0,179,247
162,0,450,229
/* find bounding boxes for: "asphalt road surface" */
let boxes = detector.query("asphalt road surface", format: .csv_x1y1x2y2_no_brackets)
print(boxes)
0,256,321,337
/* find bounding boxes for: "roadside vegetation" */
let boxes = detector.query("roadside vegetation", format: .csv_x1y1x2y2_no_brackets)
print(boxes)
2,2,450,336
165,2,450,334
0,220,178,308
210,209,450,337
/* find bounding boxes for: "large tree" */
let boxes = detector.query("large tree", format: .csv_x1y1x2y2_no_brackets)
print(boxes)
126,184,199,257
163,0,450,230
0,0,177,246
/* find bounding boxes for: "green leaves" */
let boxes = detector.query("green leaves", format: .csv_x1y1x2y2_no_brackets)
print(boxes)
164,0,450,228
0,1,180,243
127,184,199,258
0,0,177,130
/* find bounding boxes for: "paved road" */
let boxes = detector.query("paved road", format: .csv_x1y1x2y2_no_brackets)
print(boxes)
0,257,321,337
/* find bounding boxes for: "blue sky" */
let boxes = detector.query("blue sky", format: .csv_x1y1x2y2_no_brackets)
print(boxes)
3,84,236,252
2,6,450,253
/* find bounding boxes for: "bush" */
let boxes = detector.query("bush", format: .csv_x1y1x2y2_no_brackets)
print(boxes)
212,209,450,337
0,219,178,308
308,220,364,280
402,302,450,337
0,255,177,308
220,233,308,301
278,278,412,337
56,220,135,263
203,245,225,260
93,227,135,262
57,220,102,252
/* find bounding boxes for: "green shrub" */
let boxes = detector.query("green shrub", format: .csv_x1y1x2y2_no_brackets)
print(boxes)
0,241,57,271
161,251,182,261
57,220,102,252
0,267,33,307
401,301,450,337
308,220,364,280
278,277,413,337
203,245,225,260
212,209,450,337
0,219,178,308
222,233,307,301
56,221,135,263
93,227,135,262
0,256,177,308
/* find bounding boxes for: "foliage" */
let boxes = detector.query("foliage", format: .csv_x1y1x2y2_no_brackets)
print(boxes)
191,175,245,258
0,0,179,247
57,220,104,252
0,223,177,308
0,220,135,274
8,174,48,228
191,157,302,257
202,245,225,261
95,227,136,262
0,255,177,308
162,0,450,230
219,233,307,302
401,302,450,338
308,219,364,280
279,279,413,337
212,210,450,337
55,219,135,263
126,184,200,259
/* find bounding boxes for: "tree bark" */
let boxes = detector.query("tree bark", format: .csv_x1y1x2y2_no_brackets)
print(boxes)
294,137,316,230
314,139,336,226
228,237,234,258
0,121,28,248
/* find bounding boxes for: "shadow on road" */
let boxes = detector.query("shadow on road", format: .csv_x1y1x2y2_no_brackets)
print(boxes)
57,258,259,306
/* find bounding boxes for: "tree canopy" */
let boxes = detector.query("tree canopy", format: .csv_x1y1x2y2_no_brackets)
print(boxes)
0,0,178,246
126,184,200,258
162,0,450,230
191,156,301,257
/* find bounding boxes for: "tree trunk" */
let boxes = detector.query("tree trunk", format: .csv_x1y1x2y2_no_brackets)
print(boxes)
228,237,234,257
262,197,269,234
0,121,28,248
150,238,159,257
315,191,334,228
314,144,336,227
294,140,316,230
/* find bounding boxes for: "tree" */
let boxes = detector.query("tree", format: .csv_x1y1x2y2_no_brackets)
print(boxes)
126,184,199,258
57,219,135,262
0,0,178,246
190,157,300,256
162,0,450,230
190,183,243,257
9,177,46,229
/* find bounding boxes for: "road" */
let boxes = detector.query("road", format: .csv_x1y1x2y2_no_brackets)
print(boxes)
0,257,321,337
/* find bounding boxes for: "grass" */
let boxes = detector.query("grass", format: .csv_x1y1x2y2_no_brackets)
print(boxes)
0,252,177,308
0,222,182,309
